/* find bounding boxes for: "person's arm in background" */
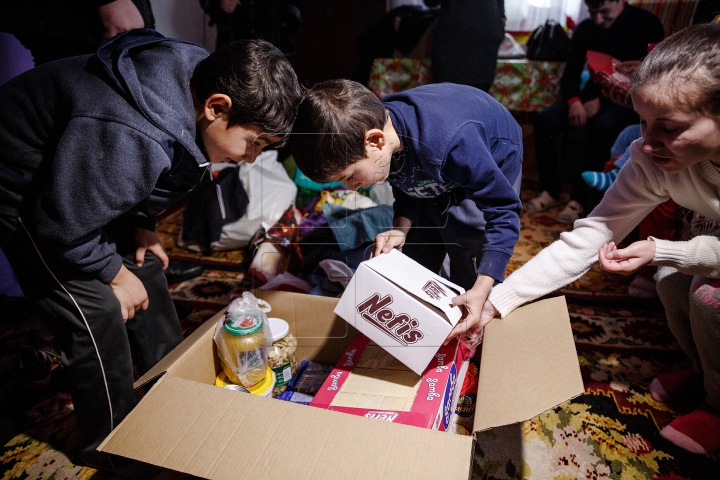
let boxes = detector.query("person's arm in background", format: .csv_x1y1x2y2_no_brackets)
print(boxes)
560,23,601,128
97,0,146,39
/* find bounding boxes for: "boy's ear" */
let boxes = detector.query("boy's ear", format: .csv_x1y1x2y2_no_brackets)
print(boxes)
203,93,233,121
365,129,386,149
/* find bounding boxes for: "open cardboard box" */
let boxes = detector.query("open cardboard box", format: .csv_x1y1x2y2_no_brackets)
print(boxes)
99,291,583,479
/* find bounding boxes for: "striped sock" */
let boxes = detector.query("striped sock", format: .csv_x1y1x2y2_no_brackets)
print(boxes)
581,168,619,192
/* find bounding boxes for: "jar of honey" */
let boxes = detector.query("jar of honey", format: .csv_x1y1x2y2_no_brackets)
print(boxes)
218,312,267,387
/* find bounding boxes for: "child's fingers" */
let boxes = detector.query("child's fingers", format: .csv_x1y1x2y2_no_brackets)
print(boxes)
135,246,146,267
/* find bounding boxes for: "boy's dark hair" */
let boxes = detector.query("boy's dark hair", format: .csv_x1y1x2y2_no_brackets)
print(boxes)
190,39,301,146
290,79,387,182
584,0,620,10
632,23,720,116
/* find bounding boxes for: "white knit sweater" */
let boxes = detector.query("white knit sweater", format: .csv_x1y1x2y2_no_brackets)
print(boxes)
489,140,720,318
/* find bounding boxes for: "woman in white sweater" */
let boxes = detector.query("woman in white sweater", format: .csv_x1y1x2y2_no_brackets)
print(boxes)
451,23,720,454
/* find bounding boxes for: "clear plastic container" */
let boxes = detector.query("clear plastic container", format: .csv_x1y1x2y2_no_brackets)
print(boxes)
217,309,268,387
267,317,297,396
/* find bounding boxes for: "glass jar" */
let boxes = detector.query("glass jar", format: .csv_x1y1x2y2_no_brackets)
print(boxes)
267,317,297,396
219,312,267,387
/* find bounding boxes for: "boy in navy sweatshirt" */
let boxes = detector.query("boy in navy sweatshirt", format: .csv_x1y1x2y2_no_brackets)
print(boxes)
0,29,300,475
291,80,522,329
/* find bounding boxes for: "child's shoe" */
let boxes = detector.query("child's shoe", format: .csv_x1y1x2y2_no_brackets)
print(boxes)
554,200,584,224
660,402,720,454
523,190,559,213
581,168,619,192
649,367,704,403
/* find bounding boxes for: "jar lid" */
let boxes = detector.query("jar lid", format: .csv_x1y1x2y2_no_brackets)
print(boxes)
267,317,289,342
224,313,263,336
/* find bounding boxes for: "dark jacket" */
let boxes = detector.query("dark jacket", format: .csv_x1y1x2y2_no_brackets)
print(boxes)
427,0,506,87
383,83,522,281
561,4,664,102
0,29,209,282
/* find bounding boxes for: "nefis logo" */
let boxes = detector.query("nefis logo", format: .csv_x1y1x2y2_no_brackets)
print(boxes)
364,411,398,422
357,294,424,346
422,280,447,300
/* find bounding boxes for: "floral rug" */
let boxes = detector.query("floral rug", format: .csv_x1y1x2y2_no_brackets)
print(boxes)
472,302,719,480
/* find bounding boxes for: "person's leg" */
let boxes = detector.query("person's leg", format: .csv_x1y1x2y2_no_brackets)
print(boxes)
533,102,567,200
0,216,136,464
688,276,720,412
123,251,183,375
655,267,701,372
573,106,639,213
659,273,720,454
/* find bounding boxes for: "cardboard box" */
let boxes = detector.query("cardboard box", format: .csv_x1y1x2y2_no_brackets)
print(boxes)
334,249,465,375
310,333,470,431
99,291,584,479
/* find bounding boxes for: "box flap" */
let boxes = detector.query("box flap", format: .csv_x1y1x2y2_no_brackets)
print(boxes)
474,296,584,432
101,375,474,479
364,249,464,324
134,309,223,389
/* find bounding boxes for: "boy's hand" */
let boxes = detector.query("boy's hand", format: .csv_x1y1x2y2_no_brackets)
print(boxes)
598,240,655,275
372,229,407,257
445,275,497,343
568,101,587,129
583,98,601,120
109,265,149,322
134,227,169,269
372,217,412,258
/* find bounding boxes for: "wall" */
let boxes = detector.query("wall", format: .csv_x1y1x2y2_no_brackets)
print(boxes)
153,0,217,51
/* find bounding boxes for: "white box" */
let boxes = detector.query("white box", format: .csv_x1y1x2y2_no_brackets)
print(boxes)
334,249,465,375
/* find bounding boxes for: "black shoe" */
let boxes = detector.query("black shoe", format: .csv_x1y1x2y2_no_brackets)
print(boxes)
165,261,204,284
17,345,57,389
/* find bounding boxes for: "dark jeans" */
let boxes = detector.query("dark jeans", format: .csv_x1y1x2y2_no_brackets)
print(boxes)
0,214,182,462
534,100,639,211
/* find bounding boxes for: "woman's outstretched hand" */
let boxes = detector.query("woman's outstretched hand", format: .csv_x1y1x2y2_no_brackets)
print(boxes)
598,240,655,275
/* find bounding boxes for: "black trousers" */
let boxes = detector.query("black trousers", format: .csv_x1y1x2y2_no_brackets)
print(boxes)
533,100,639,211
0,214,182,462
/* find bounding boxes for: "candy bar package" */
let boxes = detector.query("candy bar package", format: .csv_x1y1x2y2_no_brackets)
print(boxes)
287,360,334,395
276,390,314,405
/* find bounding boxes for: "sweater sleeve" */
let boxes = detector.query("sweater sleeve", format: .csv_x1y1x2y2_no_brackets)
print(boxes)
651,233,720,278
31,116,170,283
439,123,522,281
489,141,669,317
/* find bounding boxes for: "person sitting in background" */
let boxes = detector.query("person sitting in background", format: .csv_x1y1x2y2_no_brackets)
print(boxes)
525,0,664,224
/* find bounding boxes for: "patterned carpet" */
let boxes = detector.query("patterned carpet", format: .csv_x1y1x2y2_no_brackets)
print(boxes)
1,197,718,479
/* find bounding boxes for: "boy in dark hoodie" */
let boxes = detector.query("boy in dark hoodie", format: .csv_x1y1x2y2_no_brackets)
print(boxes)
290,80,522,323
0,29,300,475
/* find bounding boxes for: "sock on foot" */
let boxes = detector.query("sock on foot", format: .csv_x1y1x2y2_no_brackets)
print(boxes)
581,168,619,192
660,403,720,454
